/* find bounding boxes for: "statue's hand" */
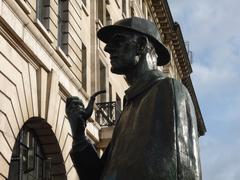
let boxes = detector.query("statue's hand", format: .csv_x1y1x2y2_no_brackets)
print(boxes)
66,96,85,118
66,96,86,140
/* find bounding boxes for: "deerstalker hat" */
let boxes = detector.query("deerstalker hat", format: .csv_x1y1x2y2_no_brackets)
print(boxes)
97,17,170,66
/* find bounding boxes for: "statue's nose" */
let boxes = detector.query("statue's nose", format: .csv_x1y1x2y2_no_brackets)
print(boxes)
104,43,115,54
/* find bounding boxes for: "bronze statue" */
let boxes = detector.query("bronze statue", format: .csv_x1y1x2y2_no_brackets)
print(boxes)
66,17,202,180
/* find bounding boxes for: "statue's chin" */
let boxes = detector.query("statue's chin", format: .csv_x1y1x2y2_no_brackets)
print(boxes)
111,66,134,75
110,67,125,75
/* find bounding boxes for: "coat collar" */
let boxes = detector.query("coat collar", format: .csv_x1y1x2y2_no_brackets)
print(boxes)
124,70,166,102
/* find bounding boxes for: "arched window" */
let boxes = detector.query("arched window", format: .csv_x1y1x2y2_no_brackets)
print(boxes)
8,127,51,180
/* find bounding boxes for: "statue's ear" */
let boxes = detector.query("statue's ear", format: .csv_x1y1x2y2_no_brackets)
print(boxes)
136,35,148,55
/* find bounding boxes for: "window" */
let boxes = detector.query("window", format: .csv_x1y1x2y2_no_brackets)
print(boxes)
116,93,121,109
148,11,153,22
35,0,54,43
130,6,134,17
97,0,104,24
100,61,106,102
36,0,49,28
82,43,87,91
106,9,112,25
8,128,51,180
122,0,126,16
36,0,44,23
58,0,68,51
109,83,112,102
116,93,121,119
142,1,147,18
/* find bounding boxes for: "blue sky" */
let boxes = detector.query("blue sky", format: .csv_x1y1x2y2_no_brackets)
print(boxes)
168,0,240,179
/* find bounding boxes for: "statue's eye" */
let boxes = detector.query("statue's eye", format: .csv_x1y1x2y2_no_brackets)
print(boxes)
110,34,127,46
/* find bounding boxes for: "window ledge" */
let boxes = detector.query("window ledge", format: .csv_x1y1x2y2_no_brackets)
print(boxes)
56,46,72,67
35,19,54,43
82,3,89,16
16,0,31,14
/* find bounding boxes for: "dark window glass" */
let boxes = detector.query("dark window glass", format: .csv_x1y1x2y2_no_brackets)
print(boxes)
122,0,126,15
100,61,106,102
58,0,68,51
82,43,87,91
8,128,52,180
97,0,104,24
36,0,49,28
109,83,112,102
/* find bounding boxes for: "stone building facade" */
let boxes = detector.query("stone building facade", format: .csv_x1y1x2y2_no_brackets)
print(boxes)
0,0,205,179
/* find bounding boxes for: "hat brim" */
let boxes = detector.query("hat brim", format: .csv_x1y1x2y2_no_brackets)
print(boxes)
97,25,170,66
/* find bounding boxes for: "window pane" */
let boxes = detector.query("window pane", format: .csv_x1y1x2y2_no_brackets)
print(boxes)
100,61,106,102
27,147,35,171
109,83,112,102
58,0,68,52
97,0,104,23
44,158,52,179
82,43,87,91
21,146,28,173
37,0,45,23
122,0,126,15
8,160,19,180
37,157,43,179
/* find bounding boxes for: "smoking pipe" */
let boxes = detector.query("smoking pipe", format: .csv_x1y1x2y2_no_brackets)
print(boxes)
83,90,106,119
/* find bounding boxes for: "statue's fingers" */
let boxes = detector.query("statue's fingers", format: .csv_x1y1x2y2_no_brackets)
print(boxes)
66,96,81,107
66,100,84,112
66,96,79,101
71,99,84,106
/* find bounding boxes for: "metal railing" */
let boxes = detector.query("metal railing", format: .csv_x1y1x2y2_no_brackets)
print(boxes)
95,101,121,127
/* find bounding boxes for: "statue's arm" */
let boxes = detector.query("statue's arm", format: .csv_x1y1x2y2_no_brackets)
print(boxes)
70,141,102,180
66,96,109,179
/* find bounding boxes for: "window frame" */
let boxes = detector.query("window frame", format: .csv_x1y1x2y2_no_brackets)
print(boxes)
82,42,87,91
35,0,54,43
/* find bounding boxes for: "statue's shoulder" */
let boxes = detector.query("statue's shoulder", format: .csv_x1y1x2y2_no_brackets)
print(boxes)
156,77,190,95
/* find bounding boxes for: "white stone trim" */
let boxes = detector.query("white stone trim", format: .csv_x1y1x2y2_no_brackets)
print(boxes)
0,0,2,16
34,19,54,43
16,0,31,14
56,46,72,67
82,2,89,16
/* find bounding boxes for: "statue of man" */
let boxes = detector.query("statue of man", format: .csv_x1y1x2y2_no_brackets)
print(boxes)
66,17,202,180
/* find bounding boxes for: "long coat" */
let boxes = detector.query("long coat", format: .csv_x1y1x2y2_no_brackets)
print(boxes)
70,70,202,180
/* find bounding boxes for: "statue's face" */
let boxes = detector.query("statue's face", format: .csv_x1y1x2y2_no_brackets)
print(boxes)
104,31,139,74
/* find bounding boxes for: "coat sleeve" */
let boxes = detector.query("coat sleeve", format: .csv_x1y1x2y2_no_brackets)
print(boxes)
70,141,101,180
70,139,111,180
